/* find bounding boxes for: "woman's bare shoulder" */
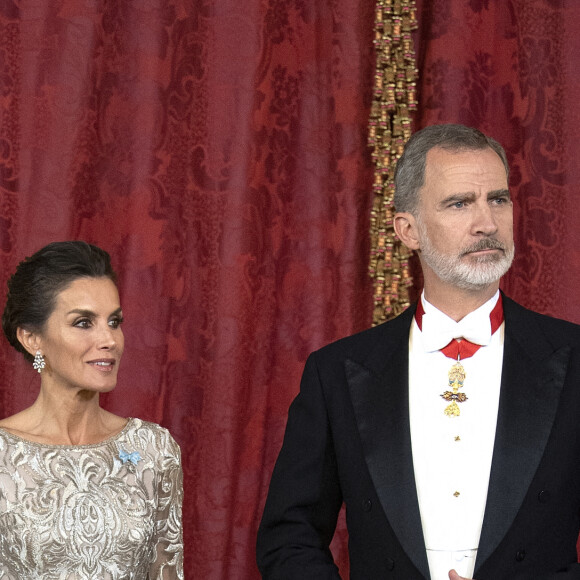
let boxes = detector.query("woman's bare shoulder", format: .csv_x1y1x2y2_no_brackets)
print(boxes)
0,409,34,434
100,410,129,432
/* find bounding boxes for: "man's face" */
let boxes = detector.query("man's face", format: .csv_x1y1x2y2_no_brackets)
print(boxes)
414,146,514,291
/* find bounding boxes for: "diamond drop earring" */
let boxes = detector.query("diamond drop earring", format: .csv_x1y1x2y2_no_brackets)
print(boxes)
32,350,46,373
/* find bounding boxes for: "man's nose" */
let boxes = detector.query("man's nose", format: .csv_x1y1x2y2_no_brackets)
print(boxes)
472,202,498,236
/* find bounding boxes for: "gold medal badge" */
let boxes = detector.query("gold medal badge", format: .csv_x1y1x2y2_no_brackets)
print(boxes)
441,360,467,416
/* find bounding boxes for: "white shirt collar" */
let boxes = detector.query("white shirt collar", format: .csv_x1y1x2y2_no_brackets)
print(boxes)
419,291,500,353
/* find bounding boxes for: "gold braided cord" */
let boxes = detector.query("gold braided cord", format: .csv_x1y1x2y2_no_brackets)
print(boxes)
368,0,417,325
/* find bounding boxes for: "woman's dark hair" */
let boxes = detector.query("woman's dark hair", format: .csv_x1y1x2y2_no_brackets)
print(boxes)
2,241,117,362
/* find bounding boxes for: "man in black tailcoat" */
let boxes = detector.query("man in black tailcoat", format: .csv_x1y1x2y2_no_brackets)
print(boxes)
257,124,580,579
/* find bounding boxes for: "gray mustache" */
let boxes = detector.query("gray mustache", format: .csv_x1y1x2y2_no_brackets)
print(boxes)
462,239,506,255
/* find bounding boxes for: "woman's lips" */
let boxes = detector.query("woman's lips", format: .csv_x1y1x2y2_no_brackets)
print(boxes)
87,359,116,371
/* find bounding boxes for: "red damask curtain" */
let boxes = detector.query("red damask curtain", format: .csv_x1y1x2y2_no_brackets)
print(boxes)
0,1,579,579
415,0,580,321
0,1,373,577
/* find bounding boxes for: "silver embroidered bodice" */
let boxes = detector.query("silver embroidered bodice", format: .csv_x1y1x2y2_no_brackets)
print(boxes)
0,418,183,580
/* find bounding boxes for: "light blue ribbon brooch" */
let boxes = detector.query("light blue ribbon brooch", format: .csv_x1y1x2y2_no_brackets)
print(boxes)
119,449,142,470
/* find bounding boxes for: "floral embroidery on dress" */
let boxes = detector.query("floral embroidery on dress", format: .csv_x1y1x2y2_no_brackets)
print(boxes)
0,418,183,580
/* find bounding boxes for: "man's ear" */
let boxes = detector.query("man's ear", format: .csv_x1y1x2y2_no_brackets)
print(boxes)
16,327,42,358
394,211,421,251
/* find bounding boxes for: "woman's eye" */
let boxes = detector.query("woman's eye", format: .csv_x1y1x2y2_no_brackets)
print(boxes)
109,317,124,329
74,319,91,329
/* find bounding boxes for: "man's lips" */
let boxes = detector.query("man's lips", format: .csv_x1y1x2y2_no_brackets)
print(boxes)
466,247,503,255
461,240,506,257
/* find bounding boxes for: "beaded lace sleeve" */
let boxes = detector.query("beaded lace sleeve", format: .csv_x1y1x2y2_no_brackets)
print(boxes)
148,426,184,579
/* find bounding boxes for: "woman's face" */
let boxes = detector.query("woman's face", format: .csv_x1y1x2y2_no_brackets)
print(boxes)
36,276,124,394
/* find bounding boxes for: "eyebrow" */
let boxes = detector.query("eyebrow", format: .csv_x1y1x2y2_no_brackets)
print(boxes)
487,188,511,199
439,188,511,208
67,307,123,318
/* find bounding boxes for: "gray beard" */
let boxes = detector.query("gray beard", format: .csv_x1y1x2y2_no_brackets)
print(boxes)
418,223,514,290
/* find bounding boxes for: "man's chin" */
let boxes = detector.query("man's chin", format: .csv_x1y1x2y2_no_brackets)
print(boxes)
454,262,512,288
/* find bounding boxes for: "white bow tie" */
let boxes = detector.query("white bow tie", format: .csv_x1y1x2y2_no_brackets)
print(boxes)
421,309,492,353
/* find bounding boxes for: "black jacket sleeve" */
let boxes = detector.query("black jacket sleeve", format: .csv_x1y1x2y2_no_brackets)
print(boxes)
257,353,343,579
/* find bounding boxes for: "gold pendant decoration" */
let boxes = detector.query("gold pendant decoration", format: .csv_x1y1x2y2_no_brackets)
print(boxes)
441,360,467,417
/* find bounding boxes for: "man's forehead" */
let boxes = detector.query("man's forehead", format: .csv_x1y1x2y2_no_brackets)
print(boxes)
426,145,505,170
424,147,507,182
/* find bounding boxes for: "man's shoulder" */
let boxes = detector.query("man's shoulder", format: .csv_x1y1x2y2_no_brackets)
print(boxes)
503,295,580,339
312,304,416,364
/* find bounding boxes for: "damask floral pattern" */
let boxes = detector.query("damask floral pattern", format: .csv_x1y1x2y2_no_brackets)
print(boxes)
518,37,558,95
417,0,578,319
0,419,183,579
1,0,580,578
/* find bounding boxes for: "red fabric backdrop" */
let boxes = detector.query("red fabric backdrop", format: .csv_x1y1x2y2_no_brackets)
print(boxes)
0,1,579,578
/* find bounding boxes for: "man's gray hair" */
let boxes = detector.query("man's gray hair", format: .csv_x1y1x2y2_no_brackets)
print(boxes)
393,124,509,215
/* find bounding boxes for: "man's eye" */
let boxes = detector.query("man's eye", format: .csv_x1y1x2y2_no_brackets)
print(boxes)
452,201,465,208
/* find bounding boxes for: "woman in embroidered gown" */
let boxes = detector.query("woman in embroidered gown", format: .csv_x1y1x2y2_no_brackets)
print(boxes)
0,241,183,580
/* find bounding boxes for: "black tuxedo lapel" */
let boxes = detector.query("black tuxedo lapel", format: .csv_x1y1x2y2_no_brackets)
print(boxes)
475,298,571,572
345,306,430,580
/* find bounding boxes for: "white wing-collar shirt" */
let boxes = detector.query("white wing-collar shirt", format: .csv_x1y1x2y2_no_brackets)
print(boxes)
409,290,504,580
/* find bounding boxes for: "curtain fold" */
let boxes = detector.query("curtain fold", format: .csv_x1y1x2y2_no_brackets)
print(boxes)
0,2,374,577
0,1,579,578
414,0,580,322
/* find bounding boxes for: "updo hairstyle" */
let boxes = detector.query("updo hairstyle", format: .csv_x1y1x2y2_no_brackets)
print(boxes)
2,241,117,363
